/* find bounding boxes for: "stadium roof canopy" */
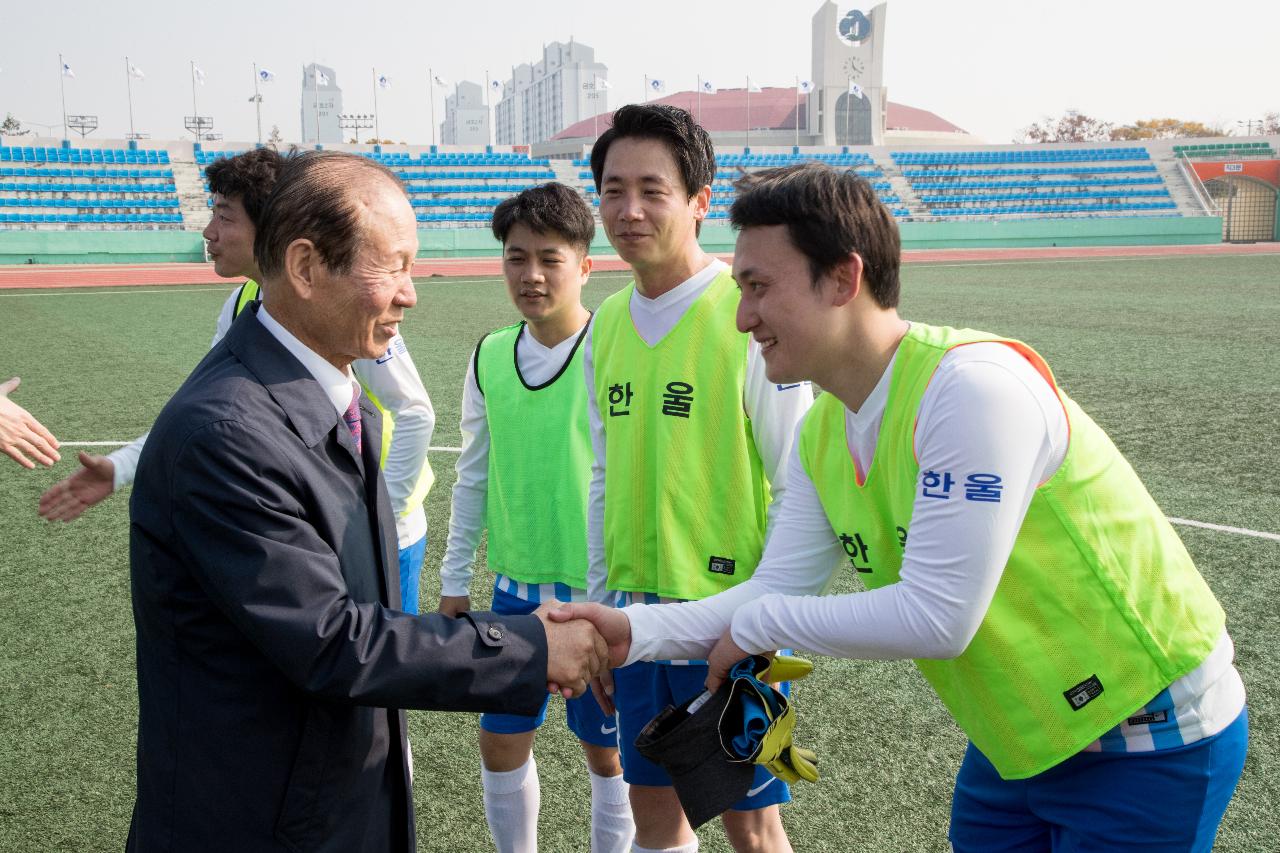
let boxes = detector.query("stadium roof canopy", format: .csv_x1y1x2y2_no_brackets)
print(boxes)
552,86,966,141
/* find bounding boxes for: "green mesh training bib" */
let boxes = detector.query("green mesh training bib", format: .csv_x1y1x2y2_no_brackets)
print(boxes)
799,323,1224,779
592,270,769,599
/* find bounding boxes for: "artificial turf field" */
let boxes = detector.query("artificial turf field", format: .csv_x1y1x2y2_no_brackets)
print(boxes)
0,252,1277,851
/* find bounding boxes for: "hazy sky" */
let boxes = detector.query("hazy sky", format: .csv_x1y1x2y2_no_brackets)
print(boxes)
2,0,1275,145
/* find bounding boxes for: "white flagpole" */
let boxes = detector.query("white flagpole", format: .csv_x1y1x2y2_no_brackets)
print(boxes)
697,75,702,124
429,66,436,148
253,63,262,144
372,67,380,142
845,79,851,146
745,76,751,151
794,77,799,149
125,56,136,139
313,63,320,144
484,70,491,147
643,75,648,104
58,54,69,140
190,61,199,126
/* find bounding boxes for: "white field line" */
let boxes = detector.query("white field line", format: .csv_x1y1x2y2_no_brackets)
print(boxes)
0,287,235,298
61,441,465,454
1167,518,1280,543
49,443,1280,543
0,271,638,297
911,253,1280,270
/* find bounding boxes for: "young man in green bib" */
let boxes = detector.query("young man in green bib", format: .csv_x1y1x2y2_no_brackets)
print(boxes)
584,104,814,853
553,162,1248,852
436,183,634,853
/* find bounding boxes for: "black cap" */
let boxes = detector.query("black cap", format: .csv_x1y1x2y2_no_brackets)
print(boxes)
634,683,756,829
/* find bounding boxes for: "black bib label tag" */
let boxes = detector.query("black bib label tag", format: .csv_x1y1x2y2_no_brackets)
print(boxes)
708,556,736,576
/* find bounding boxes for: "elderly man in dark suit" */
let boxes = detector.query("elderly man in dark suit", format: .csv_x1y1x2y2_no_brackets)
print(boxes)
127,150,607,852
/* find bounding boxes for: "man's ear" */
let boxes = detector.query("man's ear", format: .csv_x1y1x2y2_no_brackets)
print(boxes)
691,184,712,222
579,252,593,283
830,252,865,308
281,238,319,301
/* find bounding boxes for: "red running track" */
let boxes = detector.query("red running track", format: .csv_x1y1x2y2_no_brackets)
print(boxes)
0,242,1276,290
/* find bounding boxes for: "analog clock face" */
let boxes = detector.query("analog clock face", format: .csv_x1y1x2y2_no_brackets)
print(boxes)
843,56,867,80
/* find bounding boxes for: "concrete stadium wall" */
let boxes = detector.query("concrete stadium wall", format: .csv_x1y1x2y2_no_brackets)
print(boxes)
895,216,1223,249
0,216,1223,264
0,231,207,265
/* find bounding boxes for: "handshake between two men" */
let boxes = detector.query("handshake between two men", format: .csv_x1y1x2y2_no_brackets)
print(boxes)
536,601,746,707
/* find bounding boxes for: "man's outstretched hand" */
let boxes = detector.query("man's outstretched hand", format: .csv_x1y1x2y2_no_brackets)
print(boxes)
0,377,60,469
39,451,115,521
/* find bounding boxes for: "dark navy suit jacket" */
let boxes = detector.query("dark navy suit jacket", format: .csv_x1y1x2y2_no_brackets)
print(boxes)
127,305,547,852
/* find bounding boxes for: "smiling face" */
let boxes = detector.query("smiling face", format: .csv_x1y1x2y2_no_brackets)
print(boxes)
501,223,591,327
598,136,709,275
733,224,840,386
203,193,258,279
304,183,419,366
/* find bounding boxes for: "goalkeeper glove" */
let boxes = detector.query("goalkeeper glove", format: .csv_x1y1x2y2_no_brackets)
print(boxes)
719,655,820,784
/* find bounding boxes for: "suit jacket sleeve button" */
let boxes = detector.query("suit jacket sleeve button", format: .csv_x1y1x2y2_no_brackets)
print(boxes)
487,626,503,641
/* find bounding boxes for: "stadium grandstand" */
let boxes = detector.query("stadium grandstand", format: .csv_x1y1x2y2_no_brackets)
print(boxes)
1,132,1277,250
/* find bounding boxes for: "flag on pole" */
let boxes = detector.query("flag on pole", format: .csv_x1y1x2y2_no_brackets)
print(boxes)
433,74,451,88
489,78,502,94
317,70,331,87
258,67,276,84
193,64,206,85
747,78,762,93
798,79,814,94
848,81,865,99
699,78,716,95
62,62,75,79
128,64,145,80
648,77,665,94
378,74,393,89
595,77,612,90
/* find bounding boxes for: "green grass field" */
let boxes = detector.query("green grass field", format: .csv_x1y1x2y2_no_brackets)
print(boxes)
0,253,1277,851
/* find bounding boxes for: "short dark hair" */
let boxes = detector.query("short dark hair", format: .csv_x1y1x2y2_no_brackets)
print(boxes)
205,147,285,229
254,151,406,281
491,182,595,255
590,104,716,199
731,163,901,308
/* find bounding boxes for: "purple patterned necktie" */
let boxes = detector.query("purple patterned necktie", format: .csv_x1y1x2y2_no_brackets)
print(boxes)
342,391,362,455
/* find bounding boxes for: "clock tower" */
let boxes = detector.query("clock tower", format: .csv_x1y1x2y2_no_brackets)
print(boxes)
810,2,887,146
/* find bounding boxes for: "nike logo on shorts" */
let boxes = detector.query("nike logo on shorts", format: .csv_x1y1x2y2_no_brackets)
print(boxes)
601,723,618,735
747,776,776,798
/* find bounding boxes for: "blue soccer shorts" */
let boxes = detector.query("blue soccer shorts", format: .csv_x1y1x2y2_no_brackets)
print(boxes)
949,706,1248,852
478,585,618,748
397,536,426,615
612,659,792,811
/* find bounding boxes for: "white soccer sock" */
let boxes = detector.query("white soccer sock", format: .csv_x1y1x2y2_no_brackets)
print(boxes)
482,756,540,853
589,769,635,853
631,842,699,853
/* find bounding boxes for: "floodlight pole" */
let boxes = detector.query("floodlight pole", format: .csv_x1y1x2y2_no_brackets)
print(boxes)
58,53,69,140
339,113,374,144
